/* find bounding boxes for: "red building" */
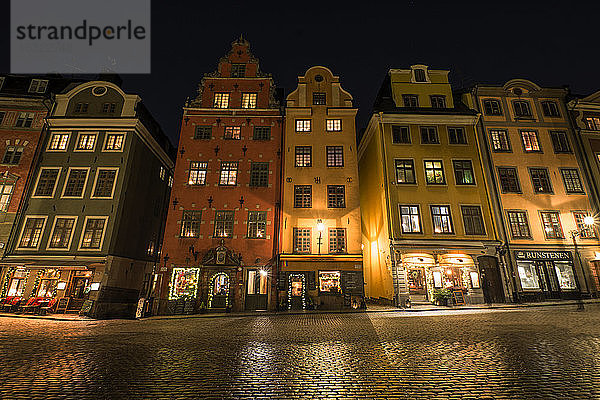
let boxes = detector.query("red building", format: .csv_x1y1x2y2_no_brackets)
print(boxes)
156,38,283,314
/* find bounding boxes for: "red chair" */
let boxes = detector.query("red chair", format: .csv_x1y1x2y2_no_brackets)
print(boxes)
3,297,23,313
39,297,58,315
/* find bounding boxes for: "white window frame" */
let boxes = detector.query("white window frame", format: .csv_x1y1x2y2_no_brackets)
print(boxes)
90,167,119,199
47,132,71,152
74,132,98,152
78,216,109,251
32,167,62,199
102,132,126,152
46,215,79,251
28,79,49,94
16,215,48,250
60,167,90,199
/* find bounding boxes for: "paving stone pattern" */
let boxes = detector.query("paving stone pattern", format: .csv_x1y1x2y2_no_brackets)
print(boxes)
1,305,600,399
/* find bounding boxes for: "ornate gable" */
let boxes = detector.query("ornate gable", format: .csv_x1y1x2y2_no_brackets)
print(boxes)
201,240,241,267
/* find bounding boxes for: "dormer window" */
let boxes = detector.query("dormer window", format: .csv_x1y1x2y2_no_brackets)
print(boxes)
29,79,48,94
74,103,89,113
231,64,246,78
313,92,326,105
430,95,446,108
402,94,419,107
414,69,426,82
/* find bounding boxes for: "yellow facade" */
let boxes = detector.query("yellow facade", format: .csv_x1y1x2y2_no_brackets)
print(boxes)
280,66,362,309
359,66,502,306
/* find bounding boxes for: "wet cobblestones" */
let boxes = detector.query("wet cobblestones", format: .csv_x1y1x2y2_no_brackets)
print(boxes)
1,305,600,399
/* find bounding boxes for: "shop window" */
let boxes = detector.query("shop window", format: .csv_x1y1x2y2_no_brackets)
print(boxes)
431,205,453,234
7,269,28,296
424,160,445,184
15,112,34,128
490,129,511,152
469,272,481,289
295,146,312,167
295,119,311,132
448,127,466,144
104,133,124,151
326,146,344,167
542,101,560,117
188,162,208,185
461,205,485,235
213,93,230,108
399,205,421,233
497,167,521,193
513,100,532,118
530,168,552,193
550,132,571,153
224,126,241,140
326,119,342,132
392,126,410,144
430,95,446,108
231,64,245,78
48,217,76,249
19,217,45,248
313,92,326,105
521,131,541,152
247,211,266,239
293,228,311,254
219,161,238,185
48,133,69,150
319,271,341,293
241,93,257,109
327,185,345,208
554,261,577,290
169,268,200,300
432,271,443,288
540,211,564,239
328,228,346,253
194,126,212,140
250,162,269,187
403,94,419,107
62,168,88,197
2,146,23,164
294,185,312,208
517,261,540,290
0,179,14,212
37,269,60,297
180,210,201,238
506,210,531,239
214,211,234,238
92,169,117,198
420,126,439,143
560,168,584,194
440,267,463,288
453,160,475,185
75,133,97,151
573,212,596,238
34,168,60,197
247,270,267,295
253,126,271,140
80,218,107,249
483,99,502,116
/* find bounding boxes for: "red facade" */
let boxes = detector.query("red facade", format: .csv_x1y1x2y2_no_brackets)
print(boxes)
157,38,282,313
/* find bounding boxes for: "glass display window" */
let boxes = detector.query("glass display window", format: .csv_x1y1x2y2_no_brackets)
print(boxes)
319,271,341,293
7,269,28,296
517,261,540,290
554,261,577,290
432,271,443,288
290,276,303,297
169,268,200,300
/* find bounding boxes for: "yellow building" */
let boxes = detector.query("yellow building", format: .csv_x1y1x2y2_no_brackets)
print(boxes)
469,80,600,301
359,65,502,307
280,66,363,310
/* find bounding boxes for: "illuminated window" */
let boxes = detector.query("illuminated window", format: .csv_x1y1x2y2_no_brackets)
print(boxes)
295,146,312,167
392,126,410,144
507,210,531,239
194,126,212,140
483,99,502,115
37,269,60,297
104,133,124,151
403,94,419,107
2,146,23,164
550,131,571,153
169,268,200,300
49,218,76,249
250,162,269,187
219,161,238,185
160,166,166,181
313,92,326,105
420,126,439,143
530,168,552,193
430,95,446,108
92,169,117,198
395,159,416,184
399,205,421,233
62,169,88,197
241,93,257,109
448,127,466,144
29,79,48,93
521,131,541,152
328,229,346,253
326,146,343,167
319,271,341,292
498,167,521,193
424,160,445,184
431,205,453,234
180,210,201,238
248,211,266,239
293,228,311,253
214,211,234,238
224,126,241,140
560,168,584,194
461,206,485,235
19,217,45,248
80,218,106,249
294,185,311,208
34,168,60,197
573,212,596,238
490,129,511,152
513,100,532,117
542,101,560,117
0,179,14,211
188,162,207,185
231,64,245,78
7,269,27,296
253,126,271,140
326,119,342,132
15,112,34,128
213,93,230,108
295,119,311,132
585,117,600,130
75,133,96,151
540,211,563,239
327,185,345,208
453,160,475,185
48,133,69,150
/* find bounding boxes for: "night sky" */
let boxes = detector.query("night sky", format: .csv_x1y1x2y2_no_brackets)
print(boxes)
2,1,600,146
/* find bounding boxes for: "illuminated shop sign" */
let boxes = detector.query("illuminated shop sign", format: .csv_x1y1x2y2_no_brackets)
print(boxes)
514,251,571,261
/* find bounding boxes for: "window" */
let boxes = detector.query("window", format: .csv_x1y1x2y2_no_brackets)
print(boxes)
328,228,346,253
250,162,269,187
180,211,201,238
62,168,88,197
48,217,76,249
293,228,311,253
224,126,241,140
326,119,342,132
530,168,552,193
231,64,246,78
326,146,344,167
242,93,257,109
448,127,466,144
219,162,238,186
92,169,117,198
0,180,14,211
75,133,97,151
48,133,69,150
34,168,60,197
327,185,345,208
80,218,106,249
424,160,445,184
19,217,45,248
513,100,532,117
194,126,212,140
313,92,326,105
36,269,60,296
253,126,271,140
15,112,34,128
104,133,124,151
430,95,446,108
573,212,596,238
483,99,502,116
319,271,341,292
74,103,89,113
395,159,416,184
294,185,312,208
248,211,267,239
461,206,485,235
296,119,311,132
521,131,541,152
585,117,600,130
403,94,419,107
391,126,410,144
453,160,475,185
28,79,48,93
490,129,511,152
550,131,571,153
540,211,564,239
102,103,116,113
295,146,312,167
2,147,23,164
498,167,521,193
414,69,426,82
542,101,560,117
431,205,453,234
214,211,234,238
507,210,531,239
399,205,421,233
560,168,584,194
420,126,439,144
188,162,208,185
160,166,166,181
213,93,230,108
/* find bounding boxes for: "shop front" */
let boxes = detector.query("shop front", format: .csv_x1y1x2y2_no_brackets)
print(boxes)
514,250,580,301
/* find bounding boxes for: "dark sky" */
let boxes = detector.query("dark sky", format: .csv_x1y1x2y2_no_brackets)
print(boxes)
3,1,600,146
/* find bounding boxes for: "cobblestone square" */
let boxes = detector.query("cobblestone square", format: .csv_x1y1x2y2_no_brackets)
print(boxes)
1,305,600,399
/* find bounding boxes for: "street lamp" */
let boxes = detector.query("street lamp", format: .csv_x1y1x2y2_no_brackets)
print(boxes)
570,215,595,310
317,219,325,255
